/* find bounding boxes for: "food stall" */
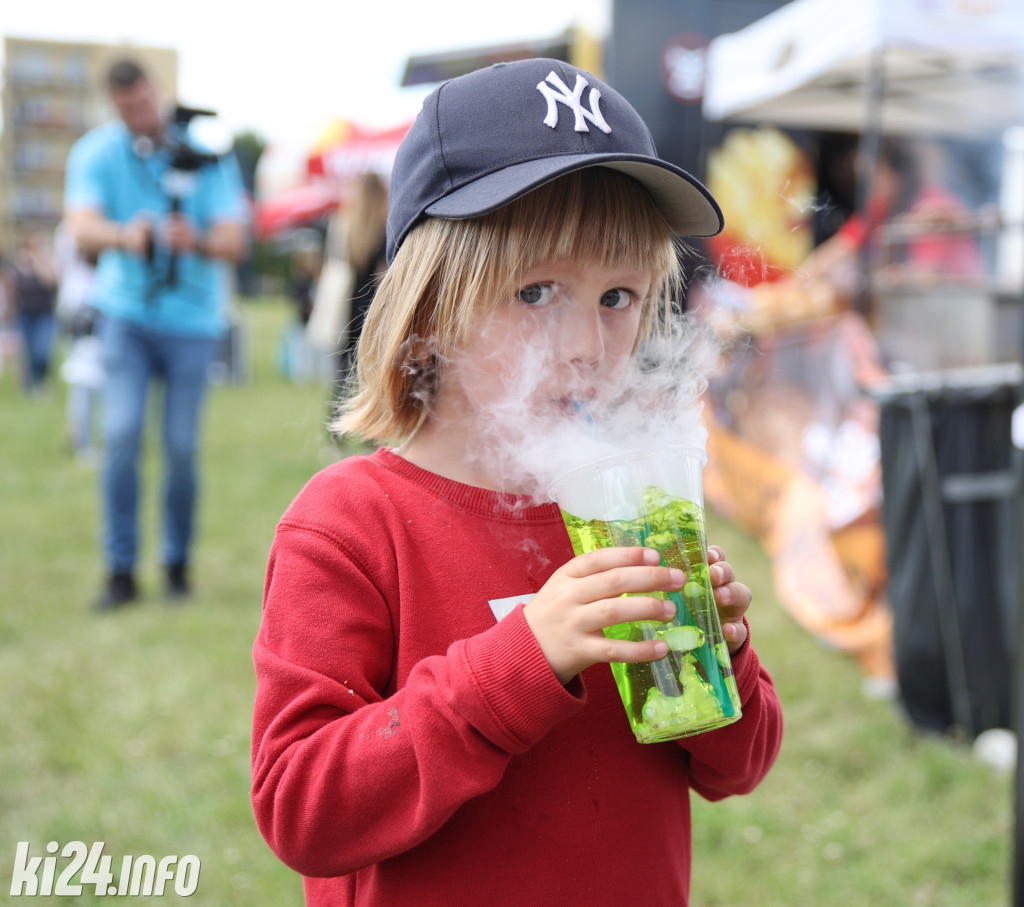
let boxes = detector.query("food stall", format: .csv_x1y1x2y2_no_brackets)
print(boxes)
699,0,1024,736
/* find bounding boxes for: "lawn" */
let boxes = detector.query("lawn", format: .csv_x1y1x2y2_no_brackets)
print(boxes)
0,296,1012,905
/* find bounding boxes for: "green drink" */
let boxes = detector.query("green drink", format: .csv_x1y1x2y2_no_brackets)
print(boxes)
551,448,742,743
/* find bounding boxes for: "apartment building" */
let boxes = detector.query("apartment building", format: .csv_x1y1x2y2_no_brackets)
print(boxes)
1,36,177,254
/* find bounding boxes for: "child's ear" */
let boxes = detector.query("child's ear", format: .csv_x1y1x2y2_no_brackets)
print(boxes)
398,340,441,410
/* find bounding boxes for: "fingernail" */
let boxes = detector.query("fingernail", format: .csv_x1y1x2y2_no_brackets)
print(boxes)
669,568,686,586
710,565,722,583
654,641,669,657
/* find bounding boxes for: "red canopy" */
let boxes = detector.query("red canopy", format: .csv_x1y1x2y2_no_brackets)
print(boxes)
253,181,343,241
306,119,411,183
254,119,412,240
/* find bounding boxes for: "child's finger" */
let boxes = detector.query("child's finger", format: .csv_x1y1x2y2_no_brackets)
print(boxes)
578,594,676,636
593,634,671,666
714,579,751,611
561,546,661,577
560,547,687,604
577,563,687,605
722,617,748,652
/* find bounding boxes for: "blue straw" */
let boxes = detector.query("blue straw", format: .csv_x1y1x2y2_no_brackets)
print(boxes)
573,400,595,425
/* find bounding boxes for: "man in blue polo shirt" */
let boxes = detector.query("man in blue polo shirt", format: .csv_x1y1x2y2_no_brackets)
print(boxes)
65,59,248,610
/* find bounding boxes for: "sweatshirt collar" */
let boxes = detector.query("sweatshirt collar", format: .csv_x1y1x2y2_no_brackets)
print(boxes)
374,448,562,522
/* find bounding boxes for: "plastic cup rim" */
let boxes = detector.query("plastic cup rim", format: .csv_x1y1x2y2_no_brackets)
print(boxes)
547,443,708,501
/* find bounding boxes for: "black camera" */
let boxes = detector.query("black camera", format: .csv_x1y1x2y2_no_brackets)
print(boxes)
164,104,225,172
140,104,230,291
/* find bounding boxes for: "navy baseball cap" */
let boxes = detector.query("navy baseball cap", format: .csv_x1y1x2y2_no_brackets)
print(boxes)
386,57,724,263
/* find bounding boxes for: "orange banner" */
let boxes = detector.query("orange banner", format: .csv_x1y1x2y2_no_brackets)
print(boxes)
702,313,895,680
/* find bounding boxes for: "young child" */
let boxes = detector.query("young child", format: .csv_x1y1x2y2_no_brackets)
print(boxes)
252,58,782,906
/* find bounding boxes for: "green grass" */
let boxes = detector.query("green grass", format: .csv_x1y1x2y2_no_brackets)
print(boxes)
0,297,1012,905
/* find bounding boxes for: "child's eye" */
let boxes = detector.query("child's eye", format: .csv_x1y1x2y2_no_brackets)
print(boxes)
601,288,636,309
516,283,555,306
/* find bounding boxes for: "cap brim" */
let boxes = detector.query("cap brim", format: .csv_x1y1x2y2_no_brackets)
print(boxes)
424,154,724,237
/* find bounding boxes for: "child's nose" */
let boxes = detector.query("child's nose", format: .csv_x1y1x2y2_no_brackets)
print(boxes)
561,305,605,365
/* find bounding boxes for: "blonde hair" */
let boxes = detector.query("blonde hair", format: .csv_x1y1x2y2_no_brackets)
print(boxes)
333,168,684,445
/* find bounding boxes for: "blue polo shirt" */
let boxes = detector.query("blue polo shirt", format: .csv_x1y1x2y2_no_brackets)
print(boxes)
64,120,248,338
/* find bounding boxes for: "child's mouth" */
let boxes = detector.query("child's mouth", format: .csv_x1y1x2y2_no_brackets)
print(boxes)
554,394,597,420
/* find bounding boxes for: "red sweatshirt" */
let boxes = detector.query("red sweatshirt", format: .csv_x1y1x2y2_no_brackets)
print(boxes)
252,448,782,906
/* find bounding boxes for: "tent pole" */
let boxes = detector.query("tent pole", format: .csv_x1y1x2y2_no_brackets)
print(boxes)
1010,118,1024,906
854,46,886,319
1012,229,1024,907
1014,434,1024,905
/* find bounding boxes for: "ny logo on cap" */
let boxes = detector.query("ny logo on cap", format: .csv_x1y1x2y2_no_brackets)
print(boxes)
536,71,612,135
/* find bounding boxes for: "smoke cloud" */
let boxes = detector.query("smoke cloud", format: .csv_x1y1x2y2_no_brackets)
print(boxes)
444,309,717,503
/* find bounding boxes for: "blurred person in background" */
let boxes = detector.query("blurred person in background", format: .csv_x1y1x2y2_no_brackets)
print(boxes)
288,228,323,329
0,251,18,382
64,58,248,611
54,219,102,464
10,231,59,395
277,228,323,383
0,252,7,373
337,171,389,376
793,139,984,293
741,138,986,329
0,252,10,378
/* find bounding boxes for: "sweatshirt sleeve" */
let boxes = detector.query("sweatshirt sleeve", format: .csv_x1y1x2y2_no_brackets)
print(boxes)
679,622,783,802
251,520,584,879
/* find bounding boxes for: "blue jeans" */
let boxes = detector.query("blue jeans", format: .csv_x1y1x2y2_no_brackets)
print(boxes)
98,316,219,574
17,310,56,391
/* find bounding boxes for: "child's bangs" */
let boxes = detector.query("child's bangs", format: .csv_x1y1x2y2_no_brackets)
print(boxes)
426,168,681,350
495,167,676,276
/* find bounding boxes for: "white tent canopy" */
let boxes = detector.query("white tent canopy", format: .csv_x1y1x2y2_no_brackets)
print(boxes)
703,0,1024,136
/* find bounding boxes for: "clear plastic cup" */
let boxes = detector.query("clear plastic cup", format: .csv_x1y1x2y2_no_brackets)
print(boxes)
549,445,742,742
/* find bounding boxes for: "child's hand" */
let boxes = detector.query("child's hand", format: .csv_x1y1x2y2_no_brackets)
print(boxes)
708,545,751,654
523,547,684,685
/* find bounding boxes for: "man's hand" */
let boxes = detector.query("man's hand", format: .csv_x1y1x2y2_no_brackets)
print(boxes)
160,213,203,255
118,217,154,257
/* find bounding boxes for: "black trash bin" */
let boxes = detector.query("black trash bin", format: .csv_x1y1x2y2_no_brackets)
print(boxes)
875,364,1021,739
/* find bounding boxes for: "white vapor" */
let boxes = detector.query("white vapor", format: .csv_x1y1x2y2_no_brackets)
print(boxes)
452,311,715,503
